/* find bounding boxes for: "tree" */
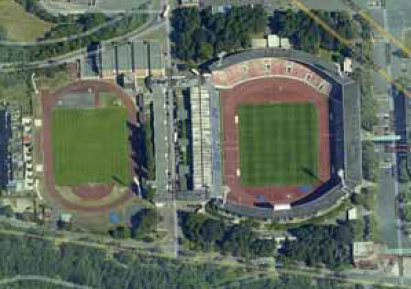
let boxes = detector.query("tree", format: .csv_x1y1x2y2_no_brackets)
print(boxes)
199,219,225,244
131,208,161,239
0,205,13,218
350,219,364,241
197,42,214,61
250,239,277,258
362,141,378,182
221,224,255,258
144,120,155,180
144,186,155,203
171,6,268,62
109,226,131,239
402,205,411,222
351,187,375,211
269,9,357,57
0,25,7,41
398,157,410,183
281,223,353,267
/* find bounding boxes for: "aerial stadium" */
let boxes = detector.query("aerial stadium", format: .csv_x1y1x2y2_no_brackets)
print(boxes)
204,48,362,221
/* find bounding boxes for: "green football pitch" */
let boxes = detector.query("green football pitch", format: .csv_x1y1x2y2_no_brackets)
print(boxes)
237,103,319,187
51,108,131,186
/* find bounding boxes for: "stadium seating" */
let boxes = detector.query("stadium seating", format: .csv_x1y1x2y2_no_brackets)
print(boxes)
212,58,332,96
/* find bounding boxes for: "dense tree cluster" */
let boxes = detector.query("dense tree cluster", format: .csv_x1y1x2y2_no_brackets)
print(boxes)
398,157,410,183
181,213,276,259
359,74,379,131
280,222,355,268
171,6,267,62
351,187,376,211
144,116,155,181
0,235,247,289
362,141,378,182
0,24,7,41
0,232,367,289
0,205,13,217
109,208,161,240
270,10,357,57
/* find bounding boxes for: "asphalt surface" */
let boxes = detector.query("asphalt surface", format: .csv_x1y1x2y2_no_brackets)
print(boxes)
153,86,168,198
368,2,411,263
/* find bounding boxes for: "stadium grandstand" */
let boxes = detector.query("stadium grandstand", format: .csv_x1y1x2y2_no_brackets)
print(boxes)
205,48,362,221
189,85,212,190
80,41,165,80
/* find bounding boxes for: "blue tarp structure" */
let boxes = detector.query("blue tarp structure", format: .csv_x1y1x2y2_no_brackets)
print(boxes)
110,212,120,224
258,195,265,202
299,185,311,193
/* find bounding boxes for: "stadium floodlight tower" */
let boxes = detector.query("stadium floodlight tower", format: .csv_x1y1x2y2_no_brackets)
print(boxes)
217,51,227,67
338,169,345,187
222,187,230,206
133,176,141,198
338,168,353,194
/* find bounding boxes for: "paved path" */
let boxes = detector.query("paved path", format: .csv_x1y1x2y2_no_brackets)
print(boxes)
0,275,94,289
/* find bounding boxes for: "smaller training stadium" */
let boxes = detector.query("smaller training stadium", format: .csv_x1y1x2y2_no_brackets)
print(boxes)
41,80,138,213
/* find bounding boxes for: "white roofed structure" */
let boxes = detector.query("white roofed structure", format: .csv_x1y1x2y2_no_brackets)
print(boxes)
190,86,212,190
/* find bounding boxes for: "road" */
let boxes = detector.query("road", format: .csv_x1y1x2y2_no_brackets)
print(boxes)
164,0,179,258
366,2,410,277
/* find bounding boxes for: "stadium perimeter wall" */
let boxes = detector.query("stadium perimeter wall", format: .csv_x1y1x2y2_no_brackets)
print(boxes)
208,48,362,220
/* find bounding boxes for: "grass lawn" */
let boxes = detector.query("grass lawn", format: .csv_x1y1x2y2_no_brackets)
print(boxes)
99,92,124,108
52,108,131,186
0,0,54,42
237,103,319,186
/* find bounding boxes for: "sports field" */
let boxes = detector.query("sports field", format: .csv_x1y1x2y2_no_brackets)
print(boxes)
51,107,131,186
237,103,319,186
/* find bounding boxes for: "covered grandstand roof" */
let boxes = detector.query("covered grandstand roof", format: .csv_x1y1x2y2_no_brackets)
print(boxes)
209,48,344,82
133,41,149,71
101,44,116,74
117,43,133,72
149,42,164,70
211,57,332,95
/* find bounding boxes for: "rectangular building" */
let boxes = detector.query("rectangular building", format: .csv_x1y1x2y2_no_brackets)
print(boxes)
96,41,164,80
100,44,116,79
116,43,133,74
190,86,212,190
148,42,165,77
133,41,149,78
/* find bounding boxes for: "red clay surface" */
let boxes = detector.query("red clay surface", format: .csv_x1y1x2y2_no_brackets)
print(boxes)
221,77,330,207
42,80,137,212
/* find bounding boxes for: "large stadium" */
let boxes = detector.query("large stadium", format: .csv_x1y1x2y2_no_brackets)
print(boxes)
206,49,362,220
